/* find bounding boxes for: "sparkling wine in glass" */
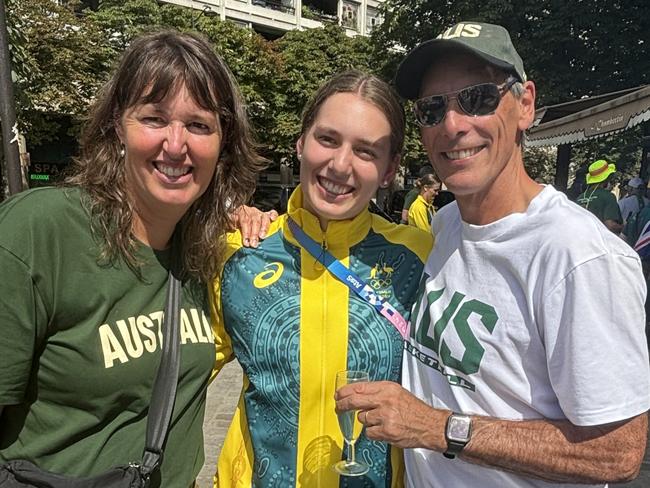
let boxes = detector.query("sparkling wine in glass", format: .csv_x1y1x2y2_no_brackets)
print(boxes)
334,370,369,476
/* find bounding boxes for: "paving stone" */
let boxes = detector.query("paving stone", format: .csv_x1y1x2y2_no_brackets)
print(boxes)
196,361,243,488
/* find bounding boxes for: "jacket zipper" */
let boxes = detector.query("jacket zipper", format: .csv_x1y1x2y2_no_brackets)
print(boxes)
318,232,328,488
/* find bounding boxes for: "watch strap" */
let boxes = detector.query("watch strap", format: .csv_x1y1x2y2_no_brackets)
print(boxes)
443,439,466,459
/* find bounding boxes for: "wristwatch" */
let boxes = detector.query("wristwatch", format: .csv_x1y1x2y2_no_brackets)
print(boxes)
443,413,472,459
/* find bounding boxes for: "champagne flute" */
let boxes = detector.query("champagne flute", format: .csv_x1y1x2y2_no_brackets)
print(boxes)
334,370,369,476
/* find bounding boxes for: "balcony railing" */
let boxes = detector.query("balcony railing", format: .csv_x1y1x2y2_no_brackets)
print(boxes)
251,0,295,15
301,5,337,23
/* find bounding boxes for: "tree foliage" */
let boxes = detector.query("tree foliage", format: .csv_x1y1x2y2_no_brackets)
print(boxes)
6,0,116,144
269,24,374,162
199,21,282,163
10,0,645,184
6,0,376,167
375,0,649,102
5,0,32,83
374,0,650,181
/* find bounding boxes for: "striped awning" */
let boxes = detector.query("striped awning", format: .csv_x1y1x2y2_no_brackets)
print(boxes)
528,85,650,147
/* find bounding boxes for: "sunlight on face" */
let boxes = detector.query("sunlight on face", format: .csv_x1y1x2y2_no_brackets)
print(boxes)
118,84,222,237
298,92,397,230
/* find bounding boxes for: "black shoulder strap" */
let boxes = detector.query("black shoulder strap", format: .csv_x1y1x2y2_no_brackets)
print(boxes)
139,268,182,479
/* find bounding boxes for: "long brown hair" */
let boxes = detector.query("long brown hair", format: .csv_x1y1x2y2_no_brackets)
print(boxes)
300,70,405,158
416,174,439,192
66,30,265,282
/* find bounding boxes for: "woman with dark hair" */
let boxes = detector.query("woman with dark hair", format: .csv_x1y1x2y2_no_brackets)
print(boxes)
0,30,264,487
211,70,433,488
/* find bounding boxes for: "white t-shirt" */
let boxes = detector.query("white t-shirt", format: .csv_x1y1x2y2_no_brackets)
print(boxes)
619,194,649,222
403,185,650,488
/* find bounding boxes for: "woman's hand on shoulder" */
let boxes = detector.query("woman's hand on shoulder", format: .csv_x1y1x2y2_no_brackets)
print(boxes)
231,206,279,247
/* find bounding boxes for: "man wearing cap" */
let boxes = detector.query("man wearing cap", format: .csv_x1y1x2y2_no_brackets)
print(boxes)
336,21,649,488
576,160,624,233
619,176,649,224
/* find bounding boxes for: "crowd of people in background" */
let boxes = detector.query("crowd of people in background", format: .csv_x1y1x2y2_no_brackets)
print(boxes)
572,159,650,349
573,158,650,248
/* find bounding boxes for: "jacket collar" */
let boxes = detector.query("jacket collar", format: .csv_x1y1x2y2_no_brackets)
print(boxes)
285,185,371,252
415,194,431,207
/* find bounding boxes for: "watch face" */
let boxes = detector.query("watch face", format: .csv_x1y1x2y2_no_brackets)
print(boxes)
447,416,471,442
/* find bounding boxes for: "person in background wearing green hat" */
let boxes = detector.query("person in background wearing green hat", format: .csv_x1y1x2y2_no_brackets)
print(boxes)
576,159,624,233
336,21,649,488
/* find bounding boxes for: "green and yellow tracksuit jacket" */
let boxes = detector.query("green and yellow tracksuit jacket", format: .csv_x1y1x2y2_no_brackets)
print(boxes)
211,188,433,488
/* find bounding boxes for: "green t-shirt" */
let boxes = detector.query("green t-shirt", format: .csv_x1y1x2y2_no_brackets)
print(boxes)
402,188,419,212
0,187,214,487
576,187,622,224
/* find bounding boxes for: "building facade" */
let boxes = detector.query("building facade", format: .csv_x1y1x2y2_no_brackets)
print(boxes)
160,0,385,38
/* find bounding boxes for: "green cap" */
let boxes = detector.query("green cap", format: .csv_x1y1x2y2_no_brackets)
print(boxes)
395,22,527,100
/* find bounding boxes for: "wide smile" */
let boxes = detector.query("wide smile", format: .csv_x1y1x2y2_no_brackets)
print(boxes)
153,161,193,182
317,175,354,197
442,146,485,161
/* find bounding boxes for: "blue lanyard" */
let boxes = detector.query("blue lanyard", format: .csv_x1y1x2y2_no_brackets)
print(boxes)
288,217,409,339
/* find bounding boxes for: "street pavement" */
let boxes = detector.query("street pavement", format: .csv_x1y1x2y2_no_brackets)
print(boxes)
197,361,243,488
197,361,650,487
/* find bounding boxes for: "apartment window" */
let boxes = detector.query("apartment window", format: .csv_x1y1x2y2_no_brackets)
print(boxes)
341,1,359,31
227,17,250,29
366,6,381,34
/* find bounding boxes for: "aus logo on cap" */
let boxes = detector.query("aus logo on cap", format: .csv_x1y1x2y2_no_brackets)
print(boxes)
437,23,482,40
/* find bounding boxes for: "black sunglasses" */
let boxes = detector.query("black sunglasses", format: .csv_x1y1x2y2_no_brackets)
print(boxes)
413,77,518,127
